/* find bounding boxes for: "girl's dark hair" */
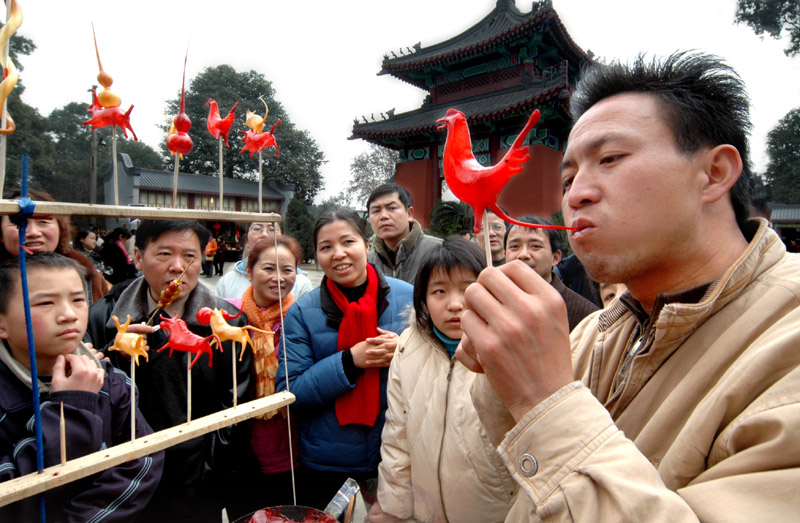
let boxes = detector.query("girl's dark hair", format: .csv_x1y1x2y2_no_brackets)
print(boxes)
76,228,94,243
413,236,486,335
312,209,368,252
247,235,303,272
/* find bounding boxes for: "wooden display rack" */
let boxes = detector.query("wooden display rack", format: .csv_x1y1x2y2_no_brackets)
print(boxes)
0,197,294,508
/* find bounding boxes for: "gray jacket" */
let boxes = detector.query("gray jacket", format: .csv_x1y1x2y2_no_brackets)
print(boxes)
369,219,442,284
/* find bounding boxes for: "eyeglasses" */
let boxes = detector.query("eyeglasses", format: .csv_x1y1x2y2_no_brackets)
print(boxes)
488,224,506,233
249,224,275,234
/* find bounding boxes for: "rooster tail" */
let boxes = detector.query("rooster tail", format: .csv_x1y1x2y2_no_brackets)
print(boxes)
510,109,541,151
491,205,577,231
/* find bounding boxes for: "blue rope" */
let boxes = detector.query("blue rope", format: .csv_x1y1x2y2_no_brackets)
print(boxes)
12,155,46,522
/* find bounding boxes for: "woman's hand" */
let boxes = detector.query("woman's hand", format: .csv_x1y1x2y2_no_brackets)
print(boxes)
351,328,399,368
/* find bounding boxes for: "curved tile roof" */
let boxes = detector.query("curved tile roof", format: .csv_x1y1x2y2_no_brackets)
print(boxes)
380,1,591,89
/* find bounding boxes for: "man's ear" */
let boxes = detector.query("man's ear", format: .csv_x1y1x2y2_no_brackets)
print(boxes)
701,144,743,205
552,249,562,267
406,205,415,222
133,247,143,271
0,314,9,340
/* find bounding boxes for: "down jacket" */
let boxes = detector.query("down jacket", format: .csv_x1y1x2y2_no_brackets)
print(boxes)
276,267,412,474
473,218,800,521
378,322,516,522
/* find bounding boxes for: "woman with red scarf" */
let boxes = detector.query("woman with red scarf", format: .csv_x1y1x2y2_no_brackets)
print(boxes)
276,209,412,511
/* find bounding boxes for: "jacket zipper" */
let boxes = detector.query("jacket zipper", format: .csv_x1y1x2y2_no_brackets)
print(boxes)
437,359,455,522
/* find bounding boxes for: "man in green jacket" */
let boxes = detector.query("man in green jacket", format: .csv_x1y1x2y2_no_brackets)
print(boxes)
367,183,442,283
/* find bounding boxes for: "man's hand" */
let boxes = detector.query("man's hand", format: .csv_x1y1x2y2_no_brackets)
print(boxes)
456,261,574,421
51,354,105,394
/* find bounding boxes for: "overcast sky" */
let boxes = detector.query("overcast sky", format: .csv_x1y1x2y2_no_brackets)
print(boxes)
13,0,800,202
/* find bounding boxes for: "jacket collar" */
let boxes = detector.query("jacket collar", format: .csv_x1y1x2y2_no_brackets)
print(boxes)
598,218,783,341
320,264,392,329
372,219,424,261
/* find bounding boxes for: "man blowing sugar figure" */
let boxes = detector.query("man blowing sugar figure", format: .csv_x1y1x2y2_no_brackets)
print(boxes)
0,253,163,522
457,52,800,520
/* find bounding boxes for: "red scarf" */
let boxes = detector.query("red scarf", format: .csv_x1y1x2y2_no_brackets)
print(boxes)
327,263,380,426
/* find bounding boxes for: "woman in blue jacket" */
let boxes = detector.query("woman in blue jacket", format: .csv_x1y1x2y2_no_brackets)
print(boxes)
276,209,412,510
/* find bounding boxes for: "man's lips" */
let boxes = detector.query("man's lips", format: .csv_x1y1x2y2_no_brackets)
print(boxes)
569,218,596,238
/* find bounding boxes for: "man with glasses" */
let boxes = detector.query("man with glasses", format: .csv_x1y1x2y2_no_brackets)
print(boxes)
474,209,508,266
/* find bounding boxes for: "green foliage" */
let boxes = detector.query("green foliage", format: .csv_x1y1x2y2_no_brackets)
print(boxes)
429,200,474,238
162,65,325,204
764,107,800,203
284,198,316,262
347,144,398,208
735,0,800,56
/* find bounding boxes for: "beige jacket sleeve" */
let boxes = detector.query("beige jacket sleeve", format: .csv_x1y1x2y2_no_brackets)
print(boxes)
376,345,414,519
472,375,800,522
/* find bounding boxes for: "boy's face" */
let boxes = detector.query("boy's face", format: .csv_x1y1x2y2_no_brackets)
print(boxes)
0,267,88,374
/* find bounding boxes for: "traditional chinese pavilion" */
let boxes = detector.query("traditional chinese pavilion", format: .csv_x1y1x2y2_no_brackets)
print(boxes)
351,0,592,226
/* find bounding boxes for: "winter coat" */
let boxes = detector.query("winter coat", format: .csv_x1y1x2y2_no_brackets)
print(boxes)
369,219,443,284
378,322,516,522
85,277,253,497
472,218,800,521
0,342,163,522
275,267,412,474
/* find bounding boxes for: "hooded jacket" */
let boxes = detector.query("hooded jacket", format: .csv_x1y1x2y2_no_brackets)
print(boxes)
472,219,800,521
378,322,516,522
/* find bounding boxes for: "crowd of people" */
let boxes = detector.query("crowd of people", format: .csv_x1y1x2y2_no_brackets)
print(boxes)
0,51,798,522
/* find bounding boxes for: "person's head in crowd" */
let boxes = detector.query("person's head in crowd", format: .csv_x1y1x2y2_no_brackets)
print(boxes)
414,236,486,342
562,52,752,305
314,208,370,288
76,228,98,252
460,229,473,241
0,253,88,373
367,183,415,251
104,227,130,246
133,220,210,303
504,215,563,283
0,188,71,260
474,209,507,263
243,221,278,257
599,282,627,308
246,235,302,307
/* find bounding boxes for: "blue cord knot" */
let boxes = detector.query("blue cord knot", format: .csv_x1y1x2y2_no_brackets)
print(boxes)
9,196,36,226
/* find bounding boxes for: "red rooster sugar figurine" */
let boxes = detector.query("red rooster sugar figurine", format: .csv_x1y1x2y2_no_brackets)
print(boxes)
436,108,575,248
206,99,239,149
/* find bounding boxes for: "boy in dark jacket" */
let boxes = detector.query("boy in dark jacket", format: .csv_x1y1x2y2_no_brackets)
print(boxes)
0,253,163,522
